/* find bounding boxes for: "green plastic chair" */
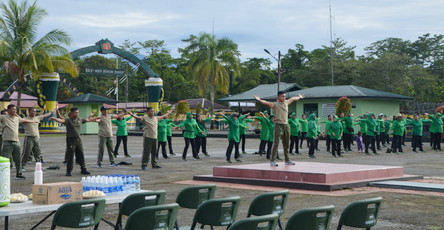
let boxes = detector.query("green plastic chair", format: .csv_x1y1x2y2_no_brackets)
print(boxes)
337,197,383,230
285,205,335,230
190,196,241,230
247,190,289,230
228,214,279,230
51,198,106,230
115,190,166,230
175,184,216,230
123,203,179,230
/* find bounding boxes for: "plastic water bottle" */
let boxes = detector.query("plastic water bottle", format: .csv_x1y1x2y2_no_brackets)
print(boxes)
129,176,135,192
81,177,87,191
117,177,124,194
34,162,43,185
122,176,128,193
134,176,141,192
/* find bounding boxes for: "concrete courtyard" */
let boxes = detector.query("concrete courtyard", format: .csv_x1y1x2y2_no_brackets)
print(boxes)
3,134,444,229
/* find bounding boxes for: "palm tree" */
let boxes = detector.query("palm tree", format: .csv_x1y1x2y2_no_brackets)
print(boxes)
185,32,241,114
0,0,78,113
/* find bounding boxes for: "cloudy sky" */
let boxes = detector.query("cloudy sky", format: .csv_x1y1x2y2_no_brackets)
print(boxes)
35,0,444,62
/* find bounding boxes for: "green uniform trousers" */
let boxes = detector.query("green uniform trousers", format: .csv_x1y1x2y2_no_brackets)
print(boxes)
271,123,290,162
142,137,158,167
97,136,115,165
21,136,42,165
1,141,22,176
66,137,86,173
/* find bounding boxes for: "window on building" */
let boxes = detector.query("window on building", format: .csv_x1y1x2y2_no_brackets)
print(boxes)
303,103,318,116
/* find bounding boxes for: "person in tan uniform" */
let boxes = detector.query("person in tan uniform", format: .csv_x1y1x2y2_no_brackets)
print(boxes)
21,107,54,169
254,92,304,167
129,107,171,170
94,106,125,168
0,104,39,179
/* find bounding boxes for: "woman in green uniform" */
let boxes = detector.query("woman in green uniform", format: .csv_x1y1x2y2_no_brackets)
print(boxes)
355,113,378,155
157,113,174,159
251,111,271,156
195,114,214,156
112,113,133,157
176,112,203,161
299,114,308,148
239,115,254,154
307,114,318,158
406,114,431,152
428,112,443,151
220,113,247,163
288,112,301,155
330,115,343,157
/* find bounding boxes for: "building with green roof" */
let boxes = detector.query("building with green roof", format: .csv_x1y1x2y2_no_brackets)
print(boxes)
221,84,413,120
219,82,302,102
263,85,413,118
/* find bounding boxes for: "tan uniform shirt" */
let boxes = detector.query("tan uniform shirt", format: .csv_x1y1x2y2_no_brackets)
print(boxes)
23,116,43,137
0,115,21,142
98,115,113,137
142,115,159,139
272,101,289,124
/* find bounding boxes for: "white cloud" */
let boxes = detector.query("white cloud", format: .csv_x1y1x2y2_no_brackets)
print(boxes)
32,0,444,61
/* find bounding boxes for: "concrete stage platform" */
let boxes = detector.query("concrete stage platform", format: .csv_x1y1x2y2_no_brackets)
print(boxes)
193,162,422,191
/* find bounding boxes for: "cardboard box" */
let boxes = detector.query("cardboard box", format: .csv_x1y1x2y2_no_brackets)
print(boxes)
32,182,83,205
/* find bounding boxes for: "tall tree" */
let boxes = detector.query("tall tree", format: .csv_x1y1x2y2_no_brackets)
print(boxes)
0,0,77,112
181,32,241,113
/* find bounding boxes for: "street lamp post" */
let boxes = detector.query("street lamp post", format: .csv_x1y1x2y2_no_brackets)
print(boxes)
264,49,281,94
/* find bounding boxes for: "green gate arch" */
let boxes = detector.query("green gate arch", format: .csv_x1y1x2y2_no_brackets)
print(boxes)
70,39,159,78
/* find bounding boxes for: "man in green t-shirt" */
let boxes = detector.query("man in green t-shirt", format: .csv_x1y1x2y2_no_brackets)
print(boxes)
254,91,304,167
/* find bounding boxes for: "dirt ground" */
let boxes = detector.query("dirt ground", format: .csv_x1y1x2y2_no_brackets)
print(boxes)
3,134,444,229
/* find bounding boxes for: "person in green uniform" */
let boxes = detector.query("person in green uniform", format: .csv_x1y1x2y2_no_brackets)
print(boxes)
129,108,171,170
330,115,343,157
265,115,275,159
406,114,431,152
378,113,387,148
157,112,175,159
306,113,318,158
355,113,378,155
358,114,369,151
314,118,321,151
195,114,214,156
21,107,54,170
299,114,308,148
50,107,95,176
428,112,443,151
388,113,405,153
112,112,133,157
239,115,254,154
374,113,383,151
384,114,391,144
166,119,176,156
220,113,247,163
254,92,304,167
250,111,271,156
288,112,301,155
176,112,203,161
339,112,354,152
321,114,333,153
